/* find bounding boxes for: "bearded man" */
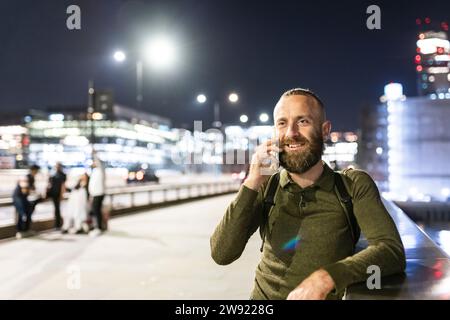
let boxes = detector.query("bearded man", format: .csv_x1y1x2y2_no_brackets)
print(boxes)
210,88,405,300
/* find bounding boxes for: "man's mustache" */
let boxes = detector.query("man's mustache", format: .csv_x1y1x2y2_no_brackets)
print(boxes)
280,136,310,147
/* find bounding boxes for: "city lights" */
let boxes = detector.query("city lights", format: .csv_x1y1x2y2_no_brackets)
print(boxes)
196,94,207,104
384,83,404,101
228,93,239,103
239,114,248,123
144,36,177,70
113,50,126,62
259,113,269,123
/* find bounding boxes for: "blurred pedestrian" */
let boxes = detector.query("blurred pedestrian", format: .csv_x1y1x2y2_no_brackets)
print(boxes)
88,155,106,235
62,173,89,234
25,164,43,214
13,164,41,238
46,162,66,229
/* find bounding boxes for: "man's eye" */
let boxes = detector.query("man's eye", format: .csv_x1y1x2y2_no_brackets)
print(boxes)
277,122,286,126
298,119,309,125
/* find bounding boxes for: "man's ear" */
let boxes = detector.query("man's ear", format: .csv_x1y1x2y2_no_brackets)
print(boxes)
322,121,331,139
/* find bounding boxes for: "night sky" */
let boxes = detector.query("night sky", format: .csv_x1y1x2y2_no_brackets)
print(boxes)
1,0,449,131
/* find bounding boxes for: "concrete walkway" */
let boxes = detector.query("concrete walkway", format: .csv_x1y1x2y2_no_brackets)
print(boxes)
0,194,262,299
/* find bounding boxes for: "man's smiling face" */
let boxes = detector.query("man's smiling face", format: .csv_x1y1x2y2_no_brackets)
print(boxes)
273,94,330,174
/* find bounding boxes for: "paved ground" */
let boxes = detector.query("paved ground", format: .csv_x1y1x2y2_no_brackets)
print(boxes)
0,193,262,299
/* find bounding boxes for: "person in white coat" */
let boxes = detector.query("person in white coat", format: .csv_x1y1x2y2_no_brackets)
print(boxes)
88,156,106,234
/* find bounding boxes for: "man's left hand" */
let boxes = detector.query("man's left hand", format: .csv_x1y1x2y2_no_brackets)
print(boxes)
286,269,335,300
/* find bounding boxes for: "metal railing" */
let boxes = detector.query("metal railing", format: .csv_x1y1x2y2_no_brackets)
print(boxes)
0,180,241,239
104,181,241,214
0,181,241,208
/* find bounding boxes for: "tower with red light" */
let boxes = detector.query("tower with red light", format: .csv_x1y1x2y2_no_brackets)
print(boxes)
415,18,450,97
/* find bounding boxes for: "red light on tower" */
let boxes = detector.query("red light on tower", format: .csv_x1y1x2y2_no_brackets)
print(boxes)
416,65,423,72
416,18,422,25
416,47,421,53
437,47,445,54
415,55,422,63
425,17,431,24
442,22,449,31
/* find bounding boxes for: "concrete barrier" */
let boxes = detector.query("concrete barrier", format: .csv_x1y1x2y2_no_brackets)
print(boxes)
345,198,450,299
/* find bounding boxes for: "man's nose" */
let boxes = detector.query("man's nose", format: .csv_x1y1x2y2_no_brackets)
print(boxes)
285,123,300,139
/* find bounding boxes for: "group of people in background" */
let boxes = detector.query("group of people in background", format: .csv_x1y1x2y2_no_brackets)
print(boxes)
12,155,107,239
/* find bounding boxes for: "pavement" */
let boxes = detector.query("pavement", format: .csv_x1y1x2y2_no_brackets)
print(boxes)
0,193,262,299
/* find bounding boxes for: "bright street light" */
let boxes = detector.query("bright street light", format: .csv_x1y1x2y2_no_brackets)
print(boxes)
240,114,248,123
196,91,240,128
112,35,177,109
259,113,269,123
228,92,239,103
113,50,126,62
197,94,207,104
145,36,177,70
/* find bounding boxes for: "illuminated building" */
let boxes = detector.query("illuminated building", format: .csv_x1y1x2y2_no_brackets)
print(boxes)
415,18,450,96
356,102,389,191
385,94,450,202
323,132,358,170
0,104,179,170
28,105,177,170
0,125,29,169
362,83,450,202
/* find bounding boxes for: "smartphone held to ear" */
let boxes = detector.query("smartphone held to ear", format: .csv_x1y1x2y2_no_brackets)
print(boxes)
270,126,280,172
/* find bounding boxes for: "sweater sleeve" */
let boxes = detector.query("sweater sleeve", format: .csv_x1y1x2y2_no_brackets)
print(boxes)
323,170,406,293
210,183,266,265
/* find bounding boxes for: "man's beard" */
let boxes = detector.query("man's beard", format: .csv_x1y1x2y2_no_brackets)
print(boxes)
279,130,324,174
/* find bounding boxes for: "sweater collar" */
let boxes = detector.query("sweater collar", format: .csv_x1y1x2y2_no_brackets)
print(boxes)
279,161,335,192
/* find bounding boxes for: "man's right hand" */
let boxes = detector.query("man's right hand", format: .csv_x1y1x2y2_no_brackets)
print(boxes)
243,139,280,191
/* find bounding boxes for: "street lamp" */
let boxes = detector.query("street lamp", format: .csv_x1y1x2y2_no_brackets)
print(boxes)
196,94,207,104
144,36,177,71
197,92,239,128
259,113,269,123
239,114,248,123
113,50,126,62
113,49,144,109
87,80,96,158
113,35,178,110
228,93,239,103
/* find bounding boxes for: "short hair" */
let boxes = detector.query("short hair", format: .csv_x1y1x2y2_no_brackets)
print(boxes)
30,164,41,171
281,88,326,121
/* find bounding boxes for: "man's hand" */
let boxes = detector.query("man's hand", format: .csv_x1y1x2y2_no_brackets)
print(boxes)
243,139,280,191
286,269,335,300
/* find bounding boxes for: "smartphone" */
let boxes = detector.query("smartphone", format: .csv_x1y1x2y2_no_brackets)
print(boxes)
270,126,280,172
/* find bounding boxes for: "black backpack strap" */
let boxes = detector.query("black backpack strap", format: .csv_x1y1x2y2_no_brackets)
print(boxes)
259,172,280,252
334,172,360,246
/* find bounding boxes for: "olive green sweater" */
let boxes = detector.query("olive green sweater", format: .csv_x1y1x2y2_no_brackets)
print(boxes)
210,162,406,299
